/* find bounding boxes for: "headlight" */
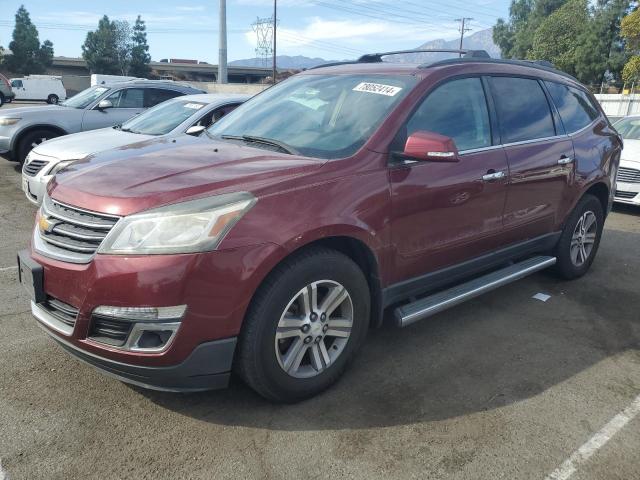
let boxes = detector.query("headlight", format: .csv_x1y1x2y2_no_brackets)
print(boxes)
98,192,256,255
0,117,21,126
47,160,74,176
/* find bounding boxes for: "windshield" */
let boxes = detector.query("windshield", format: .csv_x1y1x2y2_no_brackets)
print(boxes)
614,117,640,140
61,86,109,109
207,74,417,159
121,99,208,135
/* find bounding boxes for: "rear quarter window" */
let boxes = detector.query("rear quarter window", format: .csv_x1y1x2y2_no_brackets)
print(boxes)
545,81,599,133
490,77,556,144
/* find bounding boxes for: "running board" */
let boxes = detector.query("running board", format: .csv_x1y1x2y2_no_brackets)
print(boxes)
394,255,556,328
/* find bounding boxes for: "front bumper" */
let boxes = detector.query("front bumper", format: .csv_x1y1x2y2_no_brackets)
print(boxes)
20,240,285,390
35,305,236,392
614,181,640,205
22,172,50,205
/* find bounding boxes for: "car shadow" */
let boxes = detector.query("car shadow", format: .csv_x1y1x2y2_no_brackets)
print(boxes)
612,203,639,215
138,229,640,431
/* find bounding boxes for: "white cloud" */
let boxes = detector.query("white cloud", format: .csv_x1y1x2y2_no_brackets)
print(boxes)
175,5,207,12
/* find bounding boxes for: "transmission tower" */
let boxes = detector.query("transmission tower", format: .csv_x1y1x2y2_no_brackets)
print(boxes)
252,16,274,68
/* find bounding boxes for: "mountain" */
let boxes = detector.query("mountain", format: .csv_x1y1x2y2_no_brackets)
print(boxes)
229,29,499,70
389,28,501,63
229,55,340,69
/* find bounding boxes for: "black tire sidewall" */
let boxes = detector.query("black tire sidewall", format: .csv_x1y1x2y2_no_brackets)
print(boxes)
18,130,56,164
241,250,370,402
47,95,58,104
0,94,4,107
555,195,604,279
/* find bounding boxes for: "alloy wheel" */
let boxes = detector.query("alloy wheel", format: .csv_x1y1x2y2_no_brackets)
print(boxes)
275,280,353,379
570,210,597,267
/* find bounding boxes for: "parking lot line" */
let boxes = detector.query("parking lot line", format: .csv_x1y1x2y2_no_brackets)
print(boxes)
0,459,8,480
0,266,17,272
545,393,640,480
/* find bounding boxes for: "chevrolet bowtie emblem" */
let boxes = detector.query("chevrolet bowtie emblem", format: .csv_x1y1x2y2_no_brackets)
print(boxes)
38,215,58,233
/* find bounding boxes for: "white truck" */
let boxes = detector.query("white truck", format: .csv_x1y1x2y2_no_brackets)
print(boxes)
10,75,67,104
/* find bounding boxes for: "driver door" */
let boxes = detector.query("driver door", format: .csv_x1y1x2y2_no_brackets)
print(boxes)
389,76,509,283
81,88,145,131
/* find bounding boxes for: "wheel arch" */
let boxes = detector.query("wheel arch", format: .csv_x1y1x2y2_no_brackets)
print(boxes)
583,181,610,216
245,233,385,331
11,124,68,157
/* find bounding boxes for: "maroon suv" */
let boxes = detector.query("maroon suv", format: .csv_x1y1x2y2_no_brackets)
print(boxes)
18,50,621,402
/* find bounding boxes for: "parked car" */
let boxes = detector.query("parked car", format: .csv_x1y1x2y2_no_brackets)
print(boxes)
612,116,640,206
10,75,67,104
0,80,205,163
22,93,249,205
18,51,621,402
0,73,15,107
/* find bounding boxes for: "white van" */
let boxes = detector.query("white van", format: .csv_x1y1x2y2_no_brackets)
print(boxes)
10,75,67,104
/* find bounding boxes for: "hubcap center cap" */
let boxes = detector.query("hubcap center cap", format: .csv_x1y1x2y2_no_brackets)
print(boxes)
309,320,323,337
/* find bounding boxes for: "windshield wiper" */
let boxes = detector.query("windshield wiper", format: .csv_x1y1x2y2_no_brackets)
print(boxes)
220,134,298,155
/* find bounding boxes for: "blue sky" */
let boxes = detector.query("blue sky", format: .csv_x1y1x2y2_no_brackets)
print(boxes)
0,0,510,62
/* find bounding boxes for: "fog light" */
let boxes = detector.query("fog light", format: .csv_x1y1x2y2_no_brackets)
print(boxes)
91,305,186,352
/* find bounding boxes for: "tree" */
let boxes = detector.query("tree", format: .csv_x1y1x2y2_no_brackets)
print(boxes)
493,0,567,59
113,20,132,75
621,8,640,83
129,16,151,78
529,0,589,76
82,16,120,74
5,5,54,74
574,0,630,86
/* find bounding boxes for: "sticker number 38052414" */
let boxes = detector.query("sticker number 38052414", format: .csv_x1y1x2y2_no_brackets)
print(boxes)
352,82,403,96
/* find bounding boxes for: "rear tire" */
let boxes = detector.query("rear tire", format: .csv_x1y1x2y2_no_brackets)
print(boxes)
236,247,370,403
17,129,59,164
0,94,4,107
47,94,59,104
554,194,604,280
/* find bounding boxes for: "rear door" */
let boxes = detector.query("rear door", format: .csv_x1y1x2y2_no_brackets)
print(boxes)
144,88,184,107
81,88,146,131
389,76,510,282
490,76,574,241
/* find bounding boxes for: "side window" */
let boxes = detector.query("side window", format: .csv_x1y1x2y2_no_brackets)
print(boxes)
145,88,183,108
545,81,599,133
403,77,491,151
193,110,215,128
490,77,556,143
11,80,23,88
105,88,145,108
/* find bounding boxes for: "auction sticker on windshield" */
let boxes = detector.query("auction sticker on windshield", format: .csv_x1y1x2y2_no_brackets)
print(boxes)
352,82,402,96
184,103,205,109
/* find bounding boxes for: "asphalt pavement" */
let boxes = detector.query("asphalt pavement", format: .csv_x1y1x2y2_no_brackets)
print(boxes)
0,158,639,480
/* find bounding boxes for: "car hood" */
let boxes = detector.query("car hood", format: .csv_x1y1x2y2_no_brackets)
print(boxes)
0,105,74,117
50,135,327,216
33,127,154,161
621,139,640,166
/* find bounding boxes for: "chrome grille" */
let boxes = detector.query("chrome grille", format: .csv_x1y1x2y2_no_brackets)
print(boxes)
42,296,79,329
39,196,120,258
89,315,133,347
618,167,640,184
23,159,49,176
615,190,637,200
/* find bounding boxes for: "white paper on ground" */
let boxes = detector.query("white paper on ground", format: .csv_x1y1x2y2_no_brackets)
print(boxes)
532,293,551,302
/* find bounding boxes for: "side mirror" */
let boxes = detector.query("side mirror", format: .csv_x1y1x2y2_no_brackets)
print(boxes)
403,131,459,162
186,125,206,136
97,99,113,111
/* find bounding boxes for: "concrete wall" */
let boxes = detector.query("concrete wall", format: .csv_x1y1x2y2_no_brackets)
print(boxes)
189,82,269,95
595,94,640,119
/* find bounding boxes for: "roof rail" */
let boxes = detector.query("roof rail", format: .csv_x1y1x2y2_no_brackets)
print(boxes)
422,57,578,82
306,49,490,71
357,49,490,63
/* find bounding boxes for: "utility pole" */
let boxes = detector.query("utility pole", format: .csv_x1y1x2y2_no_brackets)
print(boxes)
455,17,473,57
218,0,228,84
272,0,277,84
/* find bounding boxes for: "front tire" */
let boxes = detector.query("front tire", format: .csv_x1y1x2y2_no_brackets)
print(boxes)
0,94,4,107
17,129,59,164
236,247,370,403
554,194,604,279
47,94,59,104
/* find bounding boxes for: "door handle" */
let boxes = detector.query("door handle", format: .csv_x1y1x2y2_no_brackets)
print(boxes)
557,156,574,165
482,170,506,181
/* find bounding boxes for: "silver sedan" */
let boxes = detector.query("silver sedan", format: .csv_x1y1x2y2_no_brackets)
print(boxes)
22,93,249,205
